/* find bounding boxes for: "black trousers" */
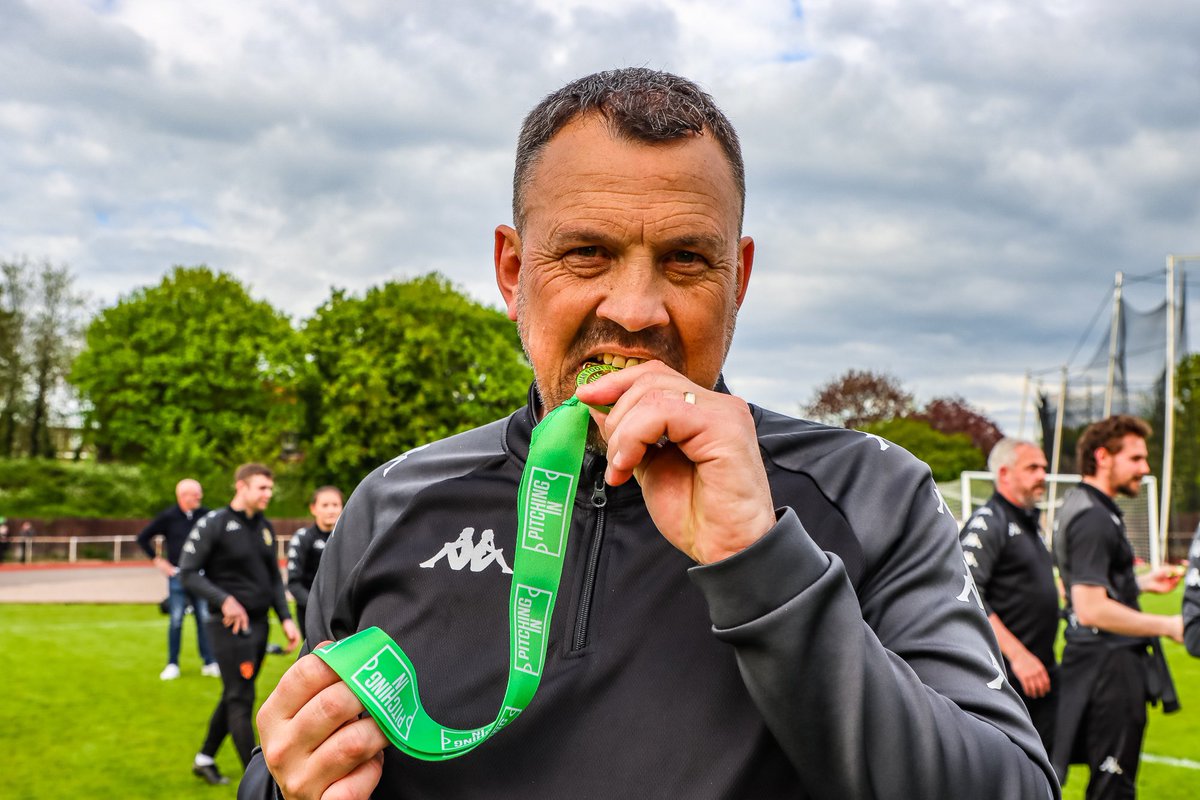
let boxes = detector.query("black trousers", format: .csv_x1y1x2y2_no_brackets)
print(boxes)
1071,646,1147,800
201,615,269,768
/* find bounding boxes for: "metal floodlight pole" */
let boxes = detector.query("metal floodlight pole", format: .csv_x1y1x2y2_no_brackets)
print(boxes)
1160,256,1177,548
1047,365,1068,536
1018,370,1031,440
1104,271,1123,417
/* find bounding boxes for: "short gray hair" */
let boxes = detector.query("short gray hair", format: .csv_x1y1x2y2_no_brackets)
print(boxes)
512,67,745,232
987,438,1040,476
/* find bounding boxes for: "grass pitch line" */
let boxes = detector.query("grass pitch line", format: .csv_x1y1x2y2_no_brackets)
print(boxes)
1143,754,1200,770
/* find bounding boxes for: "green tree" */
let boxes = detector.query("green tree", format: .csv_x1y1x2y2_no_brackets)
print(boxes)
70,266,302,496
1145,355,1200,523
0,257,86,458
0,261,30,456
301,274,531,491
27,262,87,457
859,417,985,481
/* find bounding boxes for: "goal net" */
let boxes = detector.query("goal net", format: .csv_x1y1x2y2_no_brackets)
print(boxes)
955,471,1162,566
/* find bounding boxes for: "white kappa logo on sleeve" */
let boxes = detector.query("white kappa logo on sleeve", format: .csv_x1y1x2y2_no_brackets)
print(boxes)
420,527,513,574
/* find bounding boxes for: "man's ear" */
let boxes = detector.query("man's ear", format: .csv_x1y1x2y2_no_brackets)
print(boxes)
735,236,755,308
495,225,522,321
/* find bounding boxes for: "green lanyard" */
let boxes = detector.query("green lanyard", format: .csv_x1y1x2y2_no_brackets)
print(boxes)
315,365,613,760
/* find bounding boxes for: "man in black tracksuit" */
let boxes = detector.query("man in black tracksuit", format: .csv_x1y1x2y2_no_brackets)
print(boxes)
1187,527,1200,657
286,486,343,638
182,463,300,785
241,68,1058,799
137,478,217,679
960,438,1058,752
1051,416,1184,799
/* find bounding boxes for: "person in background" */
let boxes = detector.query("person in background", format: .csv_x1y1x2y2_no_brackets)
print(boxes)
1184,524,1200,657
286,486,343,640
181,463,300,785
137,478,218,680
960,438,1058,753
1051,415,1183,798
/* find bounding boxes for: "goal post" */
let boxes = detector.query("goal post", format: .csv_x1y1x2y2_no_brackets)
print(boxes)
957,471,1161,566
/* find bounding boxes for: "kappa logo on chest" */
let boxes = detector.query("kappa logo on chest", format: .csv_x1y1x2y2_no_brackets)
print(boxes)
420,527,513,574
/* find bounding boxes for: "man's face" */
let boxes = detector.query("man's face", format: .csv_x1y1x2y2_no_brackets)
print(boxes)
1101,434,1151,497
495,114,754,414
177,482,203,512
310,491,343,531
237,475,274,514
998,444,1047,509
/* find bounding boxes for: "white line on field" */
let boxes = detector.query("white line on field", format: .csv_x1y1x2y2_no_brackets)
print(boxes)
1143,753,1200,770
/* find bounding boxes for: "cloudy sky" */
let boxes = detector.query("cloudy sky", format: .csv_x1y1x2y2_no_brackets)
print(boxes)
3,0,1199,435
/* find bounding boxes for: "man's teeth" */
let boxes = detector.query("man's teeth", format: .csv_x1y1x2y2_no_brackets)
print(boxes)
598,353,640,368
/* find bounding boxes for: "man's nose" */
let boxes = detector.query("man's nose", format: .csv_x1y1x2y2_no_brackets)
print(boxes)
595,259,670,332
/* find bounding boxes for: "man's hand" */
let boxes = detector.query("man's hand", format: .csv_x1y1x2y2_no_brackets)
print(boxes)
221,595,249,634
1008,650,1051,698
1139,564,1184,594
153,556,178,577
258,649,388,800
281,619,301,652
575,361,776,565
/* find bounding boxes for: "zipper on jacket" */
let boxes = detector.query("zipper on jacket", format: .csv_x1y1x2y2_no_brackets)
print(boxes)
571,477,608,652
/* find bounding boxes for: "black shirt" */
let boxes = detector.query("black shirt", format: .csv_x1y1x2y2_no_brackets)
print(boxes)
1053,482,1143,648
136,504,211,566
960,492,1059,667
179,506,291,620
286,525,332,608
1183,527,1200,657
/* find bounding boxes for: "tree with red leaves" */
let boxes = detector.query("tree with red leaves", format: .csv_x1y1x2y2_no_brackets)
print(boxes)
804,369,915,429
915,396,1004,458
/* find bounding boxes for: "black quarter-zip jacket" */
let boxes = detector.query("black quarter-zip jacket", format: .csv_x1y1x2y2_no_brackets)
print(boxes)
1184,527,1200,657
286,525,333,609
180,506,291,621
241,390,1058,799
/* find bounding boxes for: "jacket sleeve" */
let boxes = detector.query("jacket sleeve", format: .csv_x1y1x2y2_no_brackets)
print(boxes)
1185,528,1200,658
959,507,1006,616
266,523,292,623
136,509,169,560
178,513,231,611
689,465,1059,798
238,751,283,800
286,528,311,607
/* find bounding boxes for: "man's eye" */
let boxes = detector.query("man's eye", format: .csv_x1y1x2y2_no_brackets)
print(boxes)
571,246,600,258
666,251,707,271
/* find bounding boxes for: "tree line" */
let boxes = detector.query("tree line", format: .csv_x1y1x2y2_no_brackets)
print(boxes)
2,261,531,516
11,256,1200,521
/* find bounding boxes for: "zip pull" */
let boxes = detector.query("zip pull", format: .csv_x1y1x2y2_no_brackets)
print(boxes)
591,478,607,509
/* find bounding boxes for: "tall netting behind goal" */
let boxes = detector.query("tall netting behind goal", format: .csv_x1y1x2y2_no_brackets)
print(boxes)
956,471,1162,566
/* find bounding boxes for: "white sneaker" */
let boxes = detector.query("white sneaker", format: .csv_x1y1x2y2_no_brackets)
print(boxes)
160,663,181,680
200,662,220,678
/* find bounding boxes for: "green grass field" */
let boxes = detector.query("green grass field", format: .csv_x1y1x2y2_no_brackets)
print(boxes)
0,604,293,799
1,595,1197,798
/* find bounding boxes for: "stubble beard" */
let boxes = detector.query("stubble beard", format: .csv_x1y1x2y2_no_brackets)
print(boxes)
514,282,740,457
